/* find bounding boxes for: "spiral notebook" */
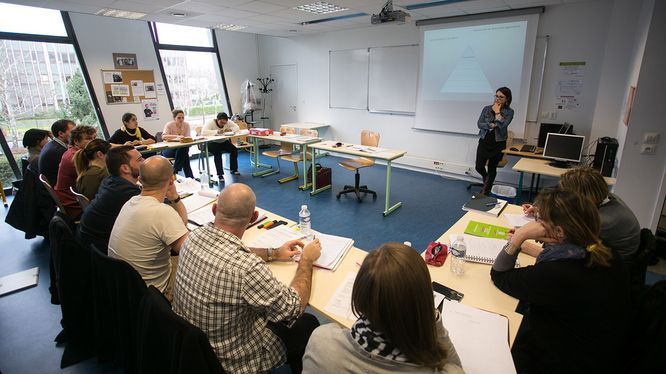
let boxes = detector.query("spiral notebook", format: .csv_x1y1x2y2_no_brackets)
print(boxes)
449,234,519,267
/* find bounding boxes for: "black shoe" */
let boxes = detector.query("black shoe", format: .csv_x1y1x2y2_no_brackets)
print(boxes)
218,175,225,183
231,170,240,175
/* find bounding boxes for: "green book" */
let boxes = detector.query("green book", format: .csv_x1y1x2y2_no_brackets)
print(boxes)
464,220,510,240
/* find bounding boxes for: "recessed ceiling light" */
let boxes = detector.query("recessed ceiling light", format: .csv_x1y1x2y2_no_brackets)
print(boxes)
171,12,187,17
95,8,146,20
215,24,247,31
294,2,348,14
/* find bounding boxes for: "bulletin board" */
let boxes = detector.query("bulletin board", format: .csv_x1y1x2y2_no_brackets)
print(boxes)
101,69,157,105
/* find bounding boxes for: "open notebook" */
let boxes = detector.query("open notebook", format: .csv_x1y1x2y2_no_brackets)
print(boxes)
448,234,519,267
247,226,353,270
188,206,267,229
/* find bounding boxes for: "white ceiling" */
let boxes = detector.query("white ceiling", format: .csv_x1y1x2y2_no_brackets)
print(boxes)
5,0,597,37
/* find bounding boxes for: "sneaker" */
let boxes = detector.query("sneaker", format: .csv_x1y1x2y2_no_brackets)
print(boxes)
218,175,225,182
231,170,240,175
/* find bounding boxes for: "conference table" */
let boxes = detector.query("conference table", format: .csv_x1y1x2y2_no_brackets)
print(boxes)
513,158,616,204
308,140,407,217
247,133,322,190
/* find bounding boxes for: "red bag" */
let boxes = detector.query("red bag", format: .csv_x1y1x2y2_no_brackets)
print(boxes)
425,242,448,267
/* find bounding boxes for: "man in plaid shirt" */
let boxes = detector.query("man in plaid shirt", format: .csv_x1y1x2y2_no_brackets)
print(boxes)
173,183,322,373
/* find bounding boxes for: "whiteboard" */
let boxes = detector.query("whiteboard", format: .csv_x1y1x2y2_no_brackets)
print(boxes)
368,45,419,115
329,49,368,110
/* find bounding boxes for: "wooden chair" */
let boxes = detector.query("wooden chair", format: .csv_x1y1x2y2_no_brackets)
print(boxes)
70,186,90,211
468,130,514,193
261,125,297,180
39,173,66,212
279,129,319,185
337,130,380,202
234,119,253,152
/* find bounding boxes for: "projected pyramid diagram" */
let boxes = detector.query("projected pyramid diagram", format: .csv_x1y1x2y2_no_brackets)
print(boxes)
441,46,493,94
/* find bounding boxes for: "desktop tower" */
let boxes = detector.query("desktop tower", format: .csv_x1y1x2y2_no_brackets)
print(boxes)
593,137,618,177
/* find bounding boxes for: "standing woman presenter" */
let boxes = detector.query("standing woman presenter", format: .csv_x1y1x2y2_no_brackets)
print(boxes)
475,87,513,195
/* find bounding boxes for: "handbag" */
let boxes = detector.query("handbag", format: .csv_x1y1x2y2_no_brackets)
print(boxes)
306,163,331,189
424,242,448,267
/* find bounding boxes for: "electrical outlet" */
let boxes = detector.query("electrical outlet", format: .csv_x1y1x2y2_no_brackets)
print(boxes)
643,132,660,144
640,144,656,154
433,160,445,171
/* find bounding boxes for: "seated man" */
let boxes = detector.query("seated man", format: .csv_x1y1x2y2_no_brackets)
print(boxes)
77,146,144,252
39,119,75,185
201,112,240,181
109,156,188,301
173,183,321,373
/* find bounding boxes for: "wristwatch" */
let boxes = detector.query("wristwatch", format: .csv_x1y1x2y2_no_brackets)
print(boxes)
168,196,181,204
267,247,274,262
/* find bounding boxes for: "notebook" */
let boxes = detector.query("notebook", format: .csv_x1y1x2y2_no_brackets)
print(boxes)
448,234,519,267
464,220,510,240
462,194,508,217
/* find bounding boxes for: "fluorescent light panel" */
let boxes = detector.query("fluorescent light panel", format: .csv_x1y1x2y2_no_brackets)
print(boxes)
96,8,146,20
215,24,247,31
294,2,348,14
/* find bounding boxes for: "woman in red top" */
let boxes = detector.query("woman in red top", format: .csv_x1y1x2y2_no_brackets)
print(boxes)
54,125,97,220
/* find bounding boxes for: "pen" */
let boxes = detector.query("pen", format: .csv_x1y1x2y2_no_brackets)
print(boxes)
187,219,202,227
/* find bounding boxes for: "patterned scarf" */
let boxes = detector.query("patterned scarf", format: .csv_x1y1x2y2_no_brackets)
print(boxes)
537,241,587,264
350,317,409,363
121,125,143,140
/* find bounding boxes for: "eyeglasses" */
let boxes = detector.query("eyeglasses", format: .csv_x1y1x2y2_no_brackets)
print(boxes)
495,94,506,100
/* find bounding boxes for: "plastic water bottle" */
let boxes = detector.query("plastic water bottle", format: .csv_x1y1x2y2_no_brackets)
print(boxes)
200,173,209,189
299,205,311,236
450,236,467,275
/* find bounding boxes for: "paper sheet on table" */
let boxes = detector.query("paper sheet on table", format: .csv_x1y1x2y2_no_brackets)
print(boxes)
433,291,445,309
324,272,357,321
504,213,534,228
309,230,353,270
182,190,217,213
175,177,201,195
246,225,306,248
188,206,267,228
442,300,516,374
449,234,507,261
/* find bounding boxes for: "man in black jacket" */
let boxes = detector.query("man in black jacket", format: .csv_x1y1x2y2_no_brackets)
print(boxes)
38,119,75,185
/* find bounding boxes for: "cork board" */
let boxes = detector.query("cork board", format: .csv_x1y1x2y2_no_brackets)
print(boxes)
101,69,157,105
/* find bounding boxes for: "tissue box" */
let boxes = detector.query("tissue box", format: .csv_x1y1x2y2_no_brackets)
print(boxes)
249,128,273,136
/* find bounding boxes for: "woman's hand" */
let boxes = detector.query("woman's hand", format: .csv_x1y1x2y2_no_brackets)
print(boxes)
512,221,558,246
522,204,536,217
492,102,501,114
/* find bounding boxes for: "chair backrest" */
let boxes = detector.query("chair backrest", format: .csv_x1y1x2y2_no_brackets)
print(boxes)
498,130,515,168
279,126,296,152
137,286,224,374
70,186,90,211
300,129,318,138
39,173,66,212
195,126,203,136
155,131,164,142
631,228,657,286
361,130,380,147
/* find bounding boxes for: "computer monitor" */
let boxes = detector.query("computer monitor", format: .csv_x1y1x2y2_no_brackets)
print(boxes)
542,133,585,168
537,123,574,148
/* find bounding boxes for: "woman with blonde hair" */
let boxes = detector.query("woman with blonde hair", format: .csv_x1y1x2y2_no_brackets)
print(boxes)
303,243,463,373
74,139,111,201
492,188,630,373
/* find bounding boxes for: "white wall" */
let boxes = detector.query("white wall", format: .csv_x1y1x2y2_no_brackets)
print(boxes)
256,0,626,183
69,13,171,136
215,30,260,116
614,0,665,230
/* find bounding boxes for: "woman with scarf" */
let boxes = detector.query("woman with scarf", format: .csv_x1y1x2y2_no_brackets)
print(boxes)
302,243,463,373
491,188,630,373
109,112,156,147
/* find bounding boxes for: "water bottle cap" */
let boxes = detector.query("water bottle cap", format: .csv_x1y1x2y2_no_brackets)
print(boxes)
301,205,307,210
457,235,464,241
403,241,412,247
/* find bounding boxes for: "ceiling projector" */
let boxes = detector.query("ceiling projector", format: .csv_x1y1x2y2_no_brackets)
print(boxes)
371,0,411,25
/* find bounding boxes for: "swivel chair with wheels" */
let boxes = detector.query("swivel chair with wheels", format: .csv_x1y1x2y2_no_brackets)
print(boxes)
337,130,380,202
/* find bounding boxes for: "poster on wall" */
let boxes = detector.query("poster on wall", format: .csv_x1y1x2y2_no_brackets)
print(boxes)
142,99,159,121
155,82,166,95
144,82,157,98
113,53,138,69
111,84,130,97
103,71,122,83
131,80,144,96
555,61,585,111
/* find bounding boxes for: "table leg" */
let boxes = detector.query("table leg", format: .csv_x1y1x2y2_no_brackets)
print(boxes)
528,173,536,202
535,174,541,195
310,147,330,195
383,160,402,216
204,142,212,187
298,145,311,190
517,171,524,205
251,137,274,177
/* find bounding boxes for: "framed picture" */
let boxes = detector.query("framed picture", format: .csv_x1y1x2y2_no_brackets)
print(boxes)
113,53,138,69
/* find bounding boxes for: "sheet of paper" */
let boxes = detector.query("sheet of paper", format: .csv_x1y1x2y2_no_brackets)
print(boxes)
442,300,516,374
504,213,534,228
188,206,214,226
182,192,215,214
175,177,201,195
449,234,507,260
310,231,353,270
433,291,445,309
324,272,357,321
246,225,305,249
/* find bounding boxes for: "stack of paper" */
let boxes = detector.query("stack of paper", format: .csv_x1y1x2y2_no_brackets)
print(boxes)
247,226,353,270
441,300,516,374
182,189,218,213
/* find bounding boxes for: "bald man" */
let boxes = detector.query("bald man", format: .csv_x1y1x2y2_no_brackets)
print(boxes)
173,183,322,373
109,156,188,300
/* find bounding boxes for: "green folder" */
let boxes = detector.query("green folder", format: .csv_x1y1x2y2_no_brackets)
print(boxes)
464,220,510,240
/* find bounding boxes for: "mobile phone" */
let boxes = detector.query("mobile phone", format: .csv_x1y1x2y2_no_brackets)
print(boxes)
432,281,464,310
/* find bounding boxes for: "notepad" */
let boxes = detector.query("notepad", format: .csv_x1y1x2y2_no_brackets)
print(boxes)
441,299,516,374
448,234,518,267
462,193,508,217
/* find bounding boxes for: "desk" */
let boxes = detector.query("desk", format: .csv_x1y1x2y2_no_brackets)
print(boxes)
247,134,322,189
281,122,329,131
513,158,616,204
429,204,536,345
309,140,407,217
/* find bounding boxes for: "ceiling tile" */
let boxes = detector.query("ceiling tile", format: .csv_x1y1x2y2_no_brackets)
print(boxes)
235,1,287,14
212,7,260,18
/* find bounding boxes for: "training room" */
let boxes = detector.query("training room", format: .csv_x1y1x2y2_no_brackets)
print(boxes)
1,0,665,372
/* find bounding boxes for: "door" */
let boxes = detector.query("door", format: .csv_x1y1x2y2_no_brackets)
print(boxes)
269,64,298,128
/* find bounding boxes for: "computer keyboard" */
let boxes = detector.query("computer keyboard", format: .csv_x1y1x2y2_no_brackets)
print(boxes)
520,144,536,153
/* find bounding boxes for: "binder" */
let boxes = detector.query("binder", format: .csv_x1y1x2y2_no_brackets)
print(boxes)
462,193,508,217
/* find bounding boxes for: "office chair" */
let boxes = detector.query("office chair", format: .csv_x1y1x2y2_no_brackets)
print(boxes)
39,173,67,212
468,130,514,193
69,186,90,211
261,125,297,180
279,129,319,186
337,130,380,202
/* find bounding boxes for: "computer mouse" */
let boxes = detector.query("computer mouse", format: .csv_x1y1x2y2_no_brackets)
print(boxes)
510,147,519,151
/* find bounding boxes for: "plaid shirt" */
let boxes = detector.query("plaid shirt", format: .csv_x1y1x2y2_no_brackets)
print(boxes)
173,223,301,373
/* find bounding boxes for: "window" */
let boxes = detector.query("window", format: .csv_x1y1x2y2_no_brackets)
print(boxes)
0,3,103,188
151,23,230,127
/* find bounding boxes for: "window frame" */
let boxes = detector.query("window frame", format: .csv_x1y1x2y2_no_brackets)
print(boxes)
0,10,107,187
149,22,233,116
